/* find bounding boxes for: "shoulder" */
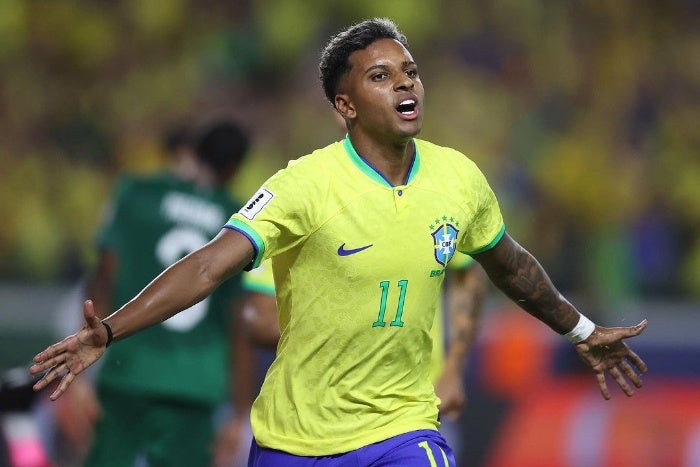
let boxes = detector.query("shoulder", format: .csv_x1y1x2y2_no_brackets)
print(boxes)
111,172,200,214
415,139,484,177
213,190,242,213
285,140,344,171
110,173,141,201
266,140,344,188
114,171,173,192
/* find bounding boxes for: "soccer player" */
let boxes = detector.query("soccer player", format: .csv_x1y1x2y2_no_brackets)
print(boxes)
53,120,255,467
30,18,648,467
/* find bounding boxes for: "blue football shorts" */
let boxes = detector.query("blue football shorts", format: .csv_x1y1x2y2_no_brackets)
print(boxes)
247,429,455,467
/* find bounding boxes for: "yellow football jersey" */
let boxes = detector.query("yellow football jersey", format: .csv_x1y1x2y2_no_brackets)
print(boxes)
244,254,471,409
226,136,504,455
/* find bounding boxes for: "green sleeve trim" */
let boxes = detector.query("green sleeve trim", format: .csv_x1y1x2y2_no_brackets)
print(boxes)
243,282,276,296
447,254,475,271
465,223,506,255
224,218,266,270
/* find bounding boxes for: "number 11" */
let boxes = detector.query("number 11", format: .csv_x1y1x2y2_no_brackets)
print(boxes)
372,279,408,328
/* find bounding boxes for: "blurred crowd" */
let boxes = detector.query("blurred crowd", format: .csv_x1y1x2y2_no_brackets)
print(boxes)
1,0,698,313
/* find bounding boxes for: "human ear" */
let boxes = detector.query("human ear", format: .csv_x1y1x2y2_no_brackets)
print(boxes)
334,94,356,120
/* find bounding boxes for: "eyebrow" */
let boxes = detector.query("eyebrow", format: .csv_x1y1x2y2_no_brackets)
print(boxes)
364,60,416,74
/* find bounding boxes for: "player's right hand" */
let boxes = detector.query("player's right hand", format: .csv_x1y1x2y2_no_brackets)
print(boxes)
30,300,109,401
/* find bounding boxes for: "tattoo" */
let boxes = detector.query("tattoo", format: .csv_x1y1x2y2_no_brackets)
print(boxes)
477,234,579,334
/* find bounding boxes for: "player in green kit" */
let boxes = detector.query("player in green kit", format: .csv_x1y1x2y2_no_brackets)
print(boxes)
31,18,648,467
62,120,255,467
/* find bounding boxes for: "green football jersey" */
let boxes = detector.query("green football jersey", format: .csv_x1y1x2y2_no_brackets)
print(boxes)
226,136,504,455
97,172,242,405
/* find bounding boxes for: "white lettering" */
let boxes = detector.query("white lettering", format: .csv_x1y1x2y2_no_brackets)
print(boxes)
161,192,226,233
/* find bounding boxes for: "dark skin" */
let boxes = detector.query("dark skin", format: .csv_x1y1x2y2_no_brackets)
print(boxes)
334,38,424,184
31,38,647,402
474,233,647,399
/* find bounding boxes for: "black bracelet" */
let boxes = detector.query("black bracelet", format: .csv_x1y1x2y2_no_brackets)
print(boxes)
102,321,114,348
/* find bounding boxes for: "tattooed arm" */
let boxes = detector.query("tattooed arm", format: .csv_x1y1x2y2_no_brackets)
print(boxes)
472,233,579,333
473,233,648,399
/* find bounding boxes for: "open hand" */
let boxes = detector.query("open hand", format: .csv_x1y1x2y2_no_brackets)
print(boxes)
574,319,648,400
29,300,109,400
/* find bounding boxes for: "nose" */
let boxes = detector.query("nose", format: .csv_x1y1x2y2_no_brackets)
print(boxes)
394,73,414,91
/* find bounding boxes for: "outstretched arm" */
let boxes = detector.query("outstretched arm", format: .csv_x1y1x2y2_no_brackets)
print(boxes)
30,228,255,400
473,232,648,399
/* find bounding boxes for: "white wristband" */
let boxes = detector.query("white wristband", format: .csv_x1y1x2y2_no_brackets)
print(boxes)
564,313,595,344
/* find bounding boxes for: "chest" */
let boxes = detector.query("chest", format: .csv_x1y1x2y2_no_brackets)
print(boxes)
307,184,471,280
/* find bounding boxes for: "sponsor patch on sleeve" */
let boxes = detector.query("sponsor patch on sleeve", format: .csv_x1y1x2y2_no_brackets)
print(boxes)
239,188,274,220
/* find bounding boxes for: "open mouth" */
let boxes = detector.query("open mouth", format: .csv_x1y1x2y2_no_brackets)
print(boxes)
396,99,417,115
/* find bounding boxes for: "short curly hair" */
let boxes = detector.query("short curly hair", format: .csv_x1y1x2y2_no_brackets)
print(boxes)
319,18,408,107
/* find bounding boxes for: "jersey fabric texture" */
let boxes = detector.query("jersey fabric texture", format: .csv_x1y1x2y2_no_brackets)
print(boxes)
243,256,469,398
225,136,504,456
96,171,242,404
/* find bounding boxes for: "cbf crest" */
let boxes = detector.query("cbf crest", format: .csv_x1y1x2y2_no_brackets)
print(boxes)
430,216,460,267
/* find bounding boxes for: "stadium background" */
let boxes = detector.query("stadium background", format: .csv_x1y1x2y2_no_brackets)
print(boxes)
0,1,698,466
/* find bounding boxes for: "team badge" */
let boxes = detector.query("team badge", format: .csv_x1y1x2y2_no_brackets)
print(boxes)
430,216,459,267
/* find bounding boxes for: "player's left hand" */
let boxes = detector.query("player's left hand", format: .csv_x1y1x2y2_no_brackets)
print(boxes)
435,367,466,421
574,319,648,400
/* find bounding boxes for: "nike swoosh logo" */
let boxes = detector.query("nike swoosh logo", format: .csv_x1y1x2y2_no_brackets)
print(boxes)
337,243,373,256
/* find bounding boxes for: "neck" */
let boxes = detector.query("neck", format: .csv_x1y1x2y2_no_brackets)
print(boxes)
348,133,415,186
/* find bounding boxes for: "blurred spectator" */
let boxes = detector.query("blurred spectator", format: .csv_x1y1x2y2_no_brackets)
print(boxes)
48,119,255,467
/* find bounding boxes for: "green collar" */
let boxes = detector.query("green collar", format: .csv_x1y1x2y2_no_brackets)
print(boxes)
343,135,420,187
